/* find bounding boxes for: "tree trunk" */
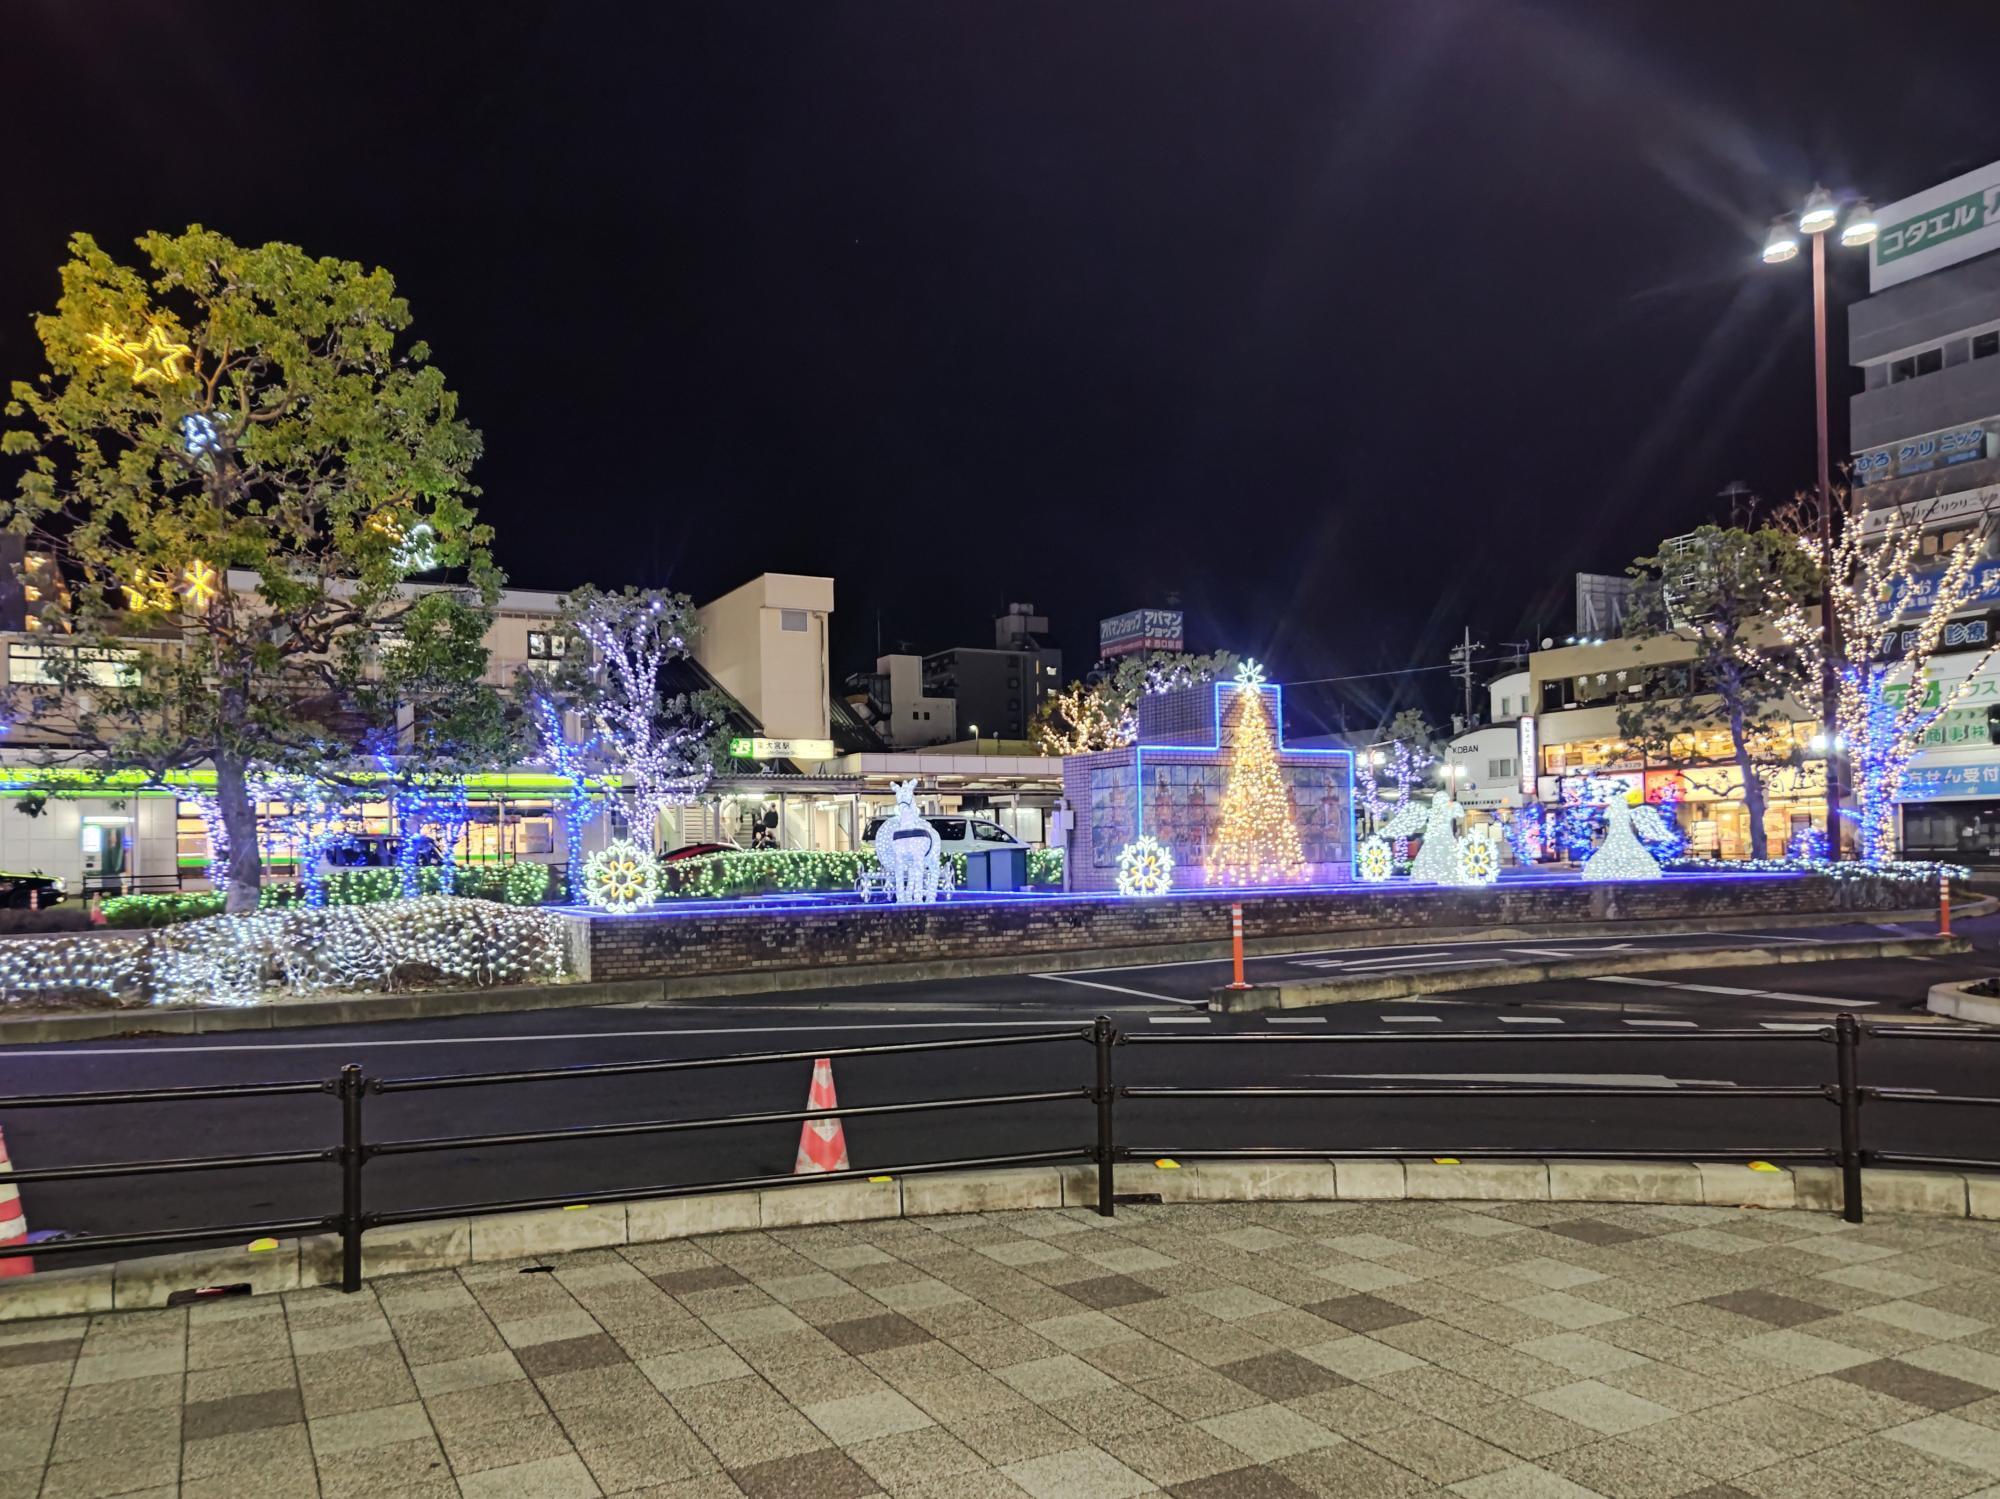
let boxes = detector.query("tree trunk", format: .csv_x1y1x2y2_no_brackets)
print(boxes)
214,751,263,914
1723,689,1770,861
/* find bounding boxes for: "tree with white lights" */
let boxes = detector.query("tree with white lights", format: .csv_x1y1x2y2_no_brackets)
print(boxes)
1766,503,1996,862
1205,665,1306,885
1360,709,1435,866
543,587,721,852
1033,650,1239,754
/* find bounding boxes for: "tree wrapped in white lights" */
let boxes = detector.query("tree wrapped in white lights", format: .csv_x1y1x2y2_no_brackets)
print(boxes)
550,587,721,851
1032,650,1240,754
1767,506,1997,862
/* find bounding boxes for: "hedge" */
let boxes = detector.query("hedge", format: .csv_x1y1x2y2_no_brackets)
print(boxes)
101,861,554,928
656,846,1063,900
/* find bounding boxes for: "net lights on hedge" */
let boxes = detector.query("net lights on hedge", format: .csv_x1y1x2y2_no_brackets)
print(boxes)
1116,835,1174,897
582,838,658,912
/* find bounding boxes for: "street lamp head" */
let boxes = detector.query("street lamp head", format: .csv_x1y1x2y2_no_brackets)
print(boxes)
1798,186,1838,236
1841,200,1879,248
1762,217,1800,264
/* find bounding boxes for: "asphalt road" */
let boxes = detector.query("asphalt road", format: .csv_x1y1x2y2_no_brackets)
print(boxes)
4,916,1998,1268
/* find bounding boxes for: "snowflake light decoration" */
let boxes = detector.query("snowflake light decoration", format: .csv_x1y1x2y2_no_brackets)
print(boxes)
582,838,657,912
1116,835,1174,897
1356,836,1393,883
1459,829,1499,885
1234,658,1268,688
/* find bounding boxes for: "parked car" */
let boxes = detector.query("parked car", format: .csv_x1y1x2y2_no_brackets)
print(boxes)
324,834,442,870
860,815,1027,856
659,841,743,863
0,871,64,908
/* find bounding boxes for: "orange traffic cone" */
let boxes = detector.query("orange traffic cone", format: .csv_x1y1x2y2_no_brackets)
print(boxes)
0,1124,31,1278
793,1057,850,1174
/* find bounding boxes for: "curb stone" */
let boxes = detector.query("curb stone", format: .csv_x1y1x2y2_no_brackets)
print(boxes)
7,1156,1996,1323
1928,979,2000,1026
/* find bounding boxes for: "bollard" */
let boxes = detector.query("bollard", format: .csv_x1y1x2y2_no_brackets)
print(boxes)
1939,870,1952,937
1226,902,1250,990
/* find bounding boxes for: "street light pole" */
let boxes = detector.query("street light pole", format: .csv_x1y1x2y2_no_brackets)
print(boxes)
1766,186,1876,861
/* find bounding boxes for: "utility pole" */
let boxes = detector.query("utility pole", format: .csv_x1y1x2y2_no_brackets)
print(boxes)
1448,627,1484,729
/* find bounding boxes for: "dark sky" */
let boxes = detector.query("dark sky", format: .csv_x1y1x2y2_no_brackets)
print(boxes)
7,2,1999,727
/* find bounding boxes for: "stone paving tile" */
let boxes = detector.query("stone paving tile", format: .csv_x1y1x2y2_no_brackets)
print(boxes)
10,1202,2000,1494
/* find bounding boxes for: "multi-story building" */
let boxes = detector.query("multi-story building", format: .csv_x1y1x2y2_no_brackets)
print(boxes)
1847,159,2000,858
918,603,1062,743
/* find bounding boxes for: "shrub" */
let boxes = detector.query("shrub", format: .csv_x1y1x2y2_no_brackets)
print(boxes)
655,845,1063,899
99,861,557,927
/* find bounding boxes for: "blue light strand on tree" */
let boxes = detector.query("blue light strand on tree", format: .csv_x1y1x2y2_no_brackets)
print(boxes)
531,694,601,903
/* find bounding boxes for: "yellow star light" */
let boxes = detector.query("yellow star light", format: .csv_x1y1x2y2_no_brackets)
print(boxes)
179,559,219,610
86,322,193,385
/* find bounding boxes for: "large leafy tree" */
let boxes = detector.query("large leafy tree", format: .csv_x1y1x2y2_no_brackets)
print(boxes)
1619,526,1816,860
2,227,496,911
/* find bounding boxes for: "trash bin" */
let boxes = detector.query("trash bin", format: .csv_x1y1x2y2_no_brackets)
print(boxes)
962,846,1028,893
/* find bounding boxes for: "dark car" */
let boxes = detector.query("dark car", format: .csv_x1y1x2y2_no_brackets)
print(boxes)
0,871,65,908
659,841,742,863
324,834,443,870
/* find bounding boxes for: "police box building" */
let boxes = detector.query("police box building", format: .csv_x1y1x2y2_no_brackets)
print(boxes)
1849,160,2000,859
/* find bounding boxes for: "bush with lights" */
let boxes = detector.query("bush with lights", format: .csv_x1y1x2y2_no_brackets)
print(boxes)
1,895,567,1009
652,847,1062,901
100,861,553,928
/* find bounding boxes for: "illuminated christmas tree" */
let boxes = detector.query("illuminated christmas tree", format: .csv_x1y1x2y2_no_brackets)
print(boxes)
1204,662,1307,885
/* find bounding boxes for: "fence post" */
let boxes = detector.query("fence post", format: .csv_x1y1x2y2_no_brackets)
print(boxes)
338,1064,366,1291
1835,1014,1864,1225
1092,1016,1117,1217
1939,870,1952,937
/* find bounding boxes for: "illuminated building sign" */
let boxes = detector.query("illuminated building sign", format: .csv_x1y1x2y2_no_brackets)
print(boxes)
727,736,834,761
1852,423,1994,487
1517,716,1536,796
1099,608,1184,660
1870,160,2000,291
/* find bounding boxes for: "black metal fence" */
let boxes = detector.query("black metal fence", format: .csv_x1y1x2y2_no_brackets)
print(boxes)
3,1013,1997,1294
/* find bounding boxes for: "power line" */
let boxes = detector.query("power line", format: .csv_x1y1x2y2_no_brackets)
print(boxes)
1284,654,1529,688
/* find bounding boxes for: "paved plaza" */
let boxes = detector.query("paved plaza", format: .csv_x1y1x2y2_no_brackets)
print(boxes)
6,1198,2000,1498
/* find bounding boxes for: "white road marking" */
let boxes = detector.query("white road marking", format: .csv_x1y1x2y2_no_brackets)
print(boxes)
1624,1019,1697,1028
1760,1022,1827,1032
1063,929,1835,976
1588,976,1872,1008
1266,1016,1328,1024
1295,957,1506,973
1148,1015,1211,1025
1753,991,1873,1008
1029,973,1200,1007
1499,1016,1563,1025
1380,1015,1442,1024
1504,944,1638,957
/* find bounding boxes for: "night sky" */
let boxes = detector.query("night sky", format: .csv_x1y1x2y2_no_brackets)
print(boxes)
6,2,1998,728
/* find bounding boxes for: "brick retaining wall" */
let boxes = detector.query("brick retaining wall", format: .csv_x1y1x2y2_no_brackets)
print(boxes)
576,872,1930,983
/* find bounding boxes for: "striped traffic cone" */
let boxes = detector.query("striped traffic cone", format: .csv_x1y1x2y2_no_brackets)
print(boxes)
0,1124,31,1278
793,1057,850,1174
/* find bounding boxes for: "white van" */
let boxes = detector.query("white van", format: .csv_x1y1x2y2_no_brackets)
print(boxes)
861,814,1027,856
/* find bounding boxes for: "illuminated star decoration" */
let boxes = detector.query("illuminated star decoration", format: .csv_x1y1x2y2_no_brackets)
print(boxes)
1115,835,1175,898
1234,658,1268,688
179,559,219,610
86,323,193,385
